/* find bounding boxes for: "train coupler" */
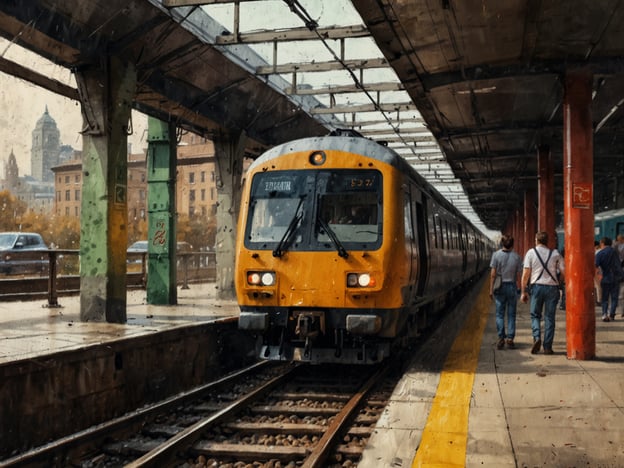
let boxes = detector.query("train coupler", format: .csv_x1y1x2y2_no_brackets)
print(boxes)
294,311,325,339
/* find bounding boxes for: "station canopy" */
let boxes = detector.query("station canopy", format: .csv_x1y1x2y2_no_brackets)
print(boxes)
3,0,623,237
164,0,493,235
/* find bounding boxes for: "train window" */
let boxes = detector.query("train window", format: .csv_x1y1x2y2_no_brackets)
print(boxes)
247,197,303,243
438,216,444,249
246,171,308,246
404,194,414,242
433,215,439,248
244,169,382,251
315,170,382,248
318,192,379,243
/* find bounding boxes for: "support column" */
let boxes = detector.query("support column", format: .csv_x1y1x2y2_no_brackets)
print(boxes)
214,131,246,300
77,56,136,323
537,145,556,247
514,207,523,254
564,69,595,360
146,117,177,305
524,189,537,255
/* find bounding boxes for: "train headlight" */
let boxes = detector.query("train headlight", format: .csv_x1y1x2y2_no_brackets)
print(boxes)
358,273,371,287
347,273,358,287
261,272,275,286
247,271,276,286
309,151,326,166
347,273,377,288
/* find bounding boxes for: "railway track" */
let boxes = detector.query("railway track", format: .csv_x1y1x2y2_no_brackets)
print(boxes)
2,360,396,468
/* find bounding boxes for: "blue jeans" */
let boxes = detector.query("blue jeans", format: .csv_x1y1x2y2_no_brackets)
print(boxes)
601,281,619,317
529,284,560,350
494,282,518,339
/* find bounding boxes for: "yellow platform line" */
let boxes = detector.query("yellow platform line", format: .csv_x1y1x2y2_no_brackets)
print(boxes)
412,280,491,468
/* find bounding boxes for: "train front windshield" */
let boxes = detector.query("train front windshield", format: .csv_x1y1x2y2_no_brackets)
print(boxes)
245,169,382,252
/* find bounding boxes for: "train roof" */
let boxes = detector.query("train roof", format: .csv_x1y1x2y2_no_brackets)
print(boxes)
248,135,396,169
594,207,624,221
249,135,484,236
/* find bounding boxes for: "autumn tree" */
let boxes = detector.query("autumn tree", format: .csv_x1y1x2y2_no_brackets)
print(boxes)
0,190,28,231
177,213,217,251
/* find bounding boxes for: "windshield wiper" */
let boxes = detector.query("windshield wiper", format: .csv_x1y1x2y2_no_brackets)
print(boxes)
317,215,349,259
272,197,305,258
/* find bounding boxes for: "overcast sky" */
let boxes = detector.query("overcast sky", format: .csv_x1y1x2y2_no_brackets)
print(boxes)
0,38,147,177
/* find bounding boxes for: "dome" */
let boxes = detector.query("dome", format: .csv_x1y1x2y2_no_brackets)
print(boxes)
35,106,57,128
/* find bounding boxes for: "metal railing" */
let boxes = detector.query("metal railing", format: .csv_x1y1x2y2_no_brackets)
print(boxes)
0,250,216,304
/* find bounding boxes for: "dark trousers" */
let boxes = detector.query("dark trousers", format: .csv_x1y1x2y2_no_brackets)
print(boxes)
601,281,619,318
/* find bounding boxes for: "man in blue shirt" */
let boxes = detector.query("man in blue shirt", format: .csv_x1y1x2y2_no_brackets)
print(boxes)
489,234,523,350
595,237,623,321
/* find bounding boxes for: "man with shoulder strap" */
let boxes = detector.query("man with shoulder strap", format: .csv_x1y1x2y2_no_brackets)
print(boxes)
520,231,565,355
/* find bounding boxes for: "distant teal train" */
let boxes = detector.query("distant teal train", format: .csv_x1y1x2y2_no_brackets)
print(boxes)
556,208,624,251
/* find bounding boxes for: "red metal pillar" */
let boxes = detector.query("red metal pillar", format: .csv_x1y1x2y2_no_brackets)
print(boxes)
524,190,537,255
537,145,556,247
514,207,523,254
564,69,595,360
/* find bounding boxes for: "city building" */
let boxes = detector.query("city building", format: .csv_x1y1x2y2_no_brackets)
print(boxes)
31,106,61,183
1,148,54,213
51,158,82,218
52,135,218,222
0,107,78,214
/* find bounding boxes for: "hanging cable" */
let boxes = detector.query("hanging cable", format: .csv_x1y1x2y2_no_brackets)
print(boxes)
281,0,421,157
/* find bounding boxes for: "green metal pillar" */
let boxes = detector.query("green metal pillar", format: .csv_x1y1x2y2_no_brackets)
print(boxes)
146,117,177,304
214,131,246,300
77,56,136,323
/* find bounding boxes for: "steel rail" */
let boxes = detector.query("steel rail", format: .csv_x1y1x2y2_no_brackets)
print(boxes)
0,361,272,468
302,364,389,468
125,362,302,467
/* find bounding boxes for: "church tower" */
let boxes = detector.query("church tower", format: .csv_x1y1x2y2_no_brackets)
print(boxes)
5,149,19,190
31,106,60,182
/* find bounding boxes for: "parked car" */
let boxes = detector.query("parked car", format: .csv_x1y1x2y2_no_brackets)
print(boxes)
127,240,193,263
0,232,49,275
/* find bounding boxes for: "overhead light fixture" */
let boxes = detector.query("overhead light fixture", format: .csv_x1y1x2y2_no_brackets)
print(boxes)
455,86,497,95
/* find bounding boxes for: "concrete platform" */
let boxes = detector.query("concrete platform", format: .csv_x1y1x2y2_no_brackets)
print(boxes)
0,283,239,364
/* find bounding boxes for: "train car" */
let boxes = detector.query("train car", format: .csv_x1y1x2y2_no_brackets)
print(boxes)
594,208,624,241
235,132,492,364
557,208,624,251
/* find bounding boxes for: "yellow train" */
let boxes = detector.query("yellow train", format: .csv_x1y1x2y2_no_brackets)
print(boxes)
235,132,492,364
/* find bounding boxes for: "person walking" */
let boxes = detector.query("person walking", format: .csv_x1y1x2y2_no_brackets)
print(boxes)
489,234,523,349
594,240,602,306
595,237,624,321
520,231,564,355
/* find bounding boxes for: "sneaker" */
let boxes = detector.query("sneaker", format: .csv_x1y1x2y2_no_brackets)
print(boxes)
602,315,610,322
496,338,505,350
506,339,515,349
543,348,554,355
531,339,541,354
610,315,615,321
